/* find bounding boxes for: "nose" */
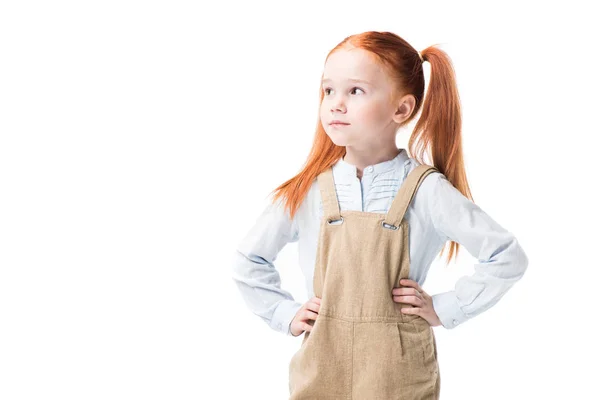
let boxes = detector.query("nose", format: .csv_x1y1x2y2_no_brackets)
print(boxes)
329,93,346,113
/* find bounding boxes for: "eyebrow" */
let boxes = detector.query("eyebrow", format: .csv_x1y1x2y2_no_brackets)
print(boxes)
321,78,372,86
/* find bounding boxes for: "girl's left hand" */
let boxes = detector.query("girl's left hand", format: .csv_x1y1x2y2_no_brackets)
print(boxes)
392,279,442,327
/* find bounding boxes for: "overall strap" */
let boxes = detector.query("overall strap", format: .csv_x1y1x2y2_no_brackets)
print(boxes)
383,164,439,229
316,167,341,222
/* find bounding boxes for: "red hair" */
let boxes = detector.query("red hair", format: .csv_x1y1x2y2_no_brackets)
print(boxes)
268,31,474,265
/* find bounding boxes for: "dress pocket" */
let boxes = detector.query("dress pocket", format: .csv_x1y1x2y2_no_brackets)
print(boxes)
420,325,439,374
396,322,425,363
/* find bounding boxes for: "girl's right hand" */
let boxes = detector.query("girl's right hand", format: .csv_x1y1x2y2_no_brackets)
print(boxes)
290,296,321,337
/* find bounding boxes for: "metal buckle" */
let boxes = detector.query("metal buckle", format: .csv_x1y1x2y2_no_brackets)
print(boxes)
326,217,344,225
381,221,398,230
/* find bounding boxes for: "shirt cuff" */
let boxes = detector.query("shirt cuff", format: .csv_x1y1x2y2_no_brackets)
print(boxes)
432,290,470,329
270,299,303,336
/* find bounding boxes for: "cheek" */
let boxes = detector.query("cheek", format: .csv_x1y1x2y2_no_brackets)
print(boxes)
356,102,389,125
319,104,326,119
319,103,330,122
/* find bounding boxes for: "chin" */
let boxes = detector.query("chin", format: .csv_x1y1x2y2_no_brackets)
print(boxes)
325,129,352,147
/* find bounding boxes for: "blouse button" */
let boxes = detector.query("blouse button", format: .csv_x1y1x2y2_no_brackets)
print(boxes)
366,166,374,173
453,319,458,325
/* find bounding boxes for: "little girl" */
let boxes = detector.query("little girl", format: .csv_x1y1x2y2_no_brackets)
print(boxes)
231,31,528,399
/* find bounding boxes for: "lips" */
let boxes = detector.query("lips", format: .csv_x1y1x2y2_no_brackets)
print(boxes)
330,121,350,125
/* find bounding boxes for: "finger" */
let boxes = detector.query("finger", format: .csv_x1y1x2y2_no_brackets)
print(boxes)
400,279,422,292
306,303,320,313
393,295,413,304
393,295,424,306
392,288,424,299
392,287,420,296
304,322,313,332
303,310,319,320
313,296,322,303
400,306,421,314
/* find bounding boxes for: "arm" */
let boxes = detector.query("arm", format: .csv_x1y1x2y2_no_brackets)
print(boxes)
426,173,529,329
231,195,304,336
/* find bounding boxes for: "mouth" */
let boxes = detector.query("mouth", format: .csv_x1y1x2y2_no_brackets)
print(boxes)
329,121,350,126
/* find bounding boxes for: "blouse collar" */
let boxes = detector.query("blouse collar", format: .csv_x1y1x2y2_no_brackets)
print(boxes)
332,148,408,178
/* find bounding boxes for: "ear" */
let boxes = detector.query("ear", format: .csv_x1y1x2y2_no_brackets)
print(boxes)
392,94,416,125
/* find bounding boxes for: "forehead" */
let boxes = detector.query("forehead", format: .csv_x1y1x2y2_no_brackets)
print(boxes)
322,48,385,83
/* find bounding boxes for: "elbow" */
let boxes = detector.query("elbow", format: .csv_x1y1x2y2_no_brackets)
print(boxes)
495,237,529,280
231,249,250,281
521,250,529,276
515,241,529,278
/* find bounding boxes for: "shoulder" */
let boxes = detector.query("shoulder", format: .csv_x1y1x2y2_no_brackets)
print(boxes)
272,178,319,222
403,158,454,211
403,157,448,190
307,177,320,218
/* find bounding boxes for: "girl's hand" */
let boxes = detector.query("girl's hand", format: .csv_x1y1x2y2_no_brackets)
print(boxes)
290,296,321,337
392,279,442,327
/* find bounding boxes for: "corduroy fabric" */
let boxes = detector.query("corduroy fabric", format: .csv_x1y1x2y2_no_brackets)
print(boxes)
288,164,441,399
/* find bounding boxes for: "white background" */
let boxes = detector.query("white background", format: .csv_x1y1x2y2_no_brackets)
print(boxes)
1,1,599,399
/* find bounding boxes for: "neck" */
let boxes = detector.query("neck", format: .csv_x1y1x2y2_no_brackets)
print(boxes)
343,146,401,177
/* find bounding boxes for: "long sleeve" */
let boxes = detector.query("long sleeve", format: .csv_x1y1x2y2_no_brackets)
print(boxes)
231,195,304,336
427,173,529,329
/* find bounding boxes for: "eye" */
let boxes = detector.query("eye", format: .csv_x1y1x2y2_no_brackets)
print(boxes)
323,87,365,95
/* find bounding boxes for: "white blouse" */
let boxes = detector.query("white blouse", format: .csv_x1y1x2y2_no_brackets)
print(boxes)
231,148,529,335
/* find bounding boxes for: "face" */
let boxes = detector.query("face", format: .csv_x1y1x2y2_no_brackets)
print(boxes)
320,47,407,148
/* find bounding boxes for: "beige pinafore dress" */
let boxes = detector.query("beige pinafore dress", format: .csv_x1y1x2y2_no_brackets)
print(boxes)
288,164,441,399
